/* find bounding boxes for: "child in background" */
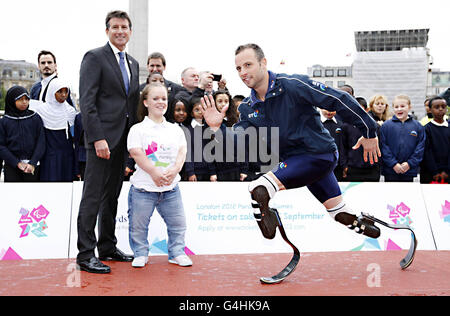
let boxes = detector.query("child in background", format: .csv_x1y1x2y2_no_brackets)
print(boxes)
320,109,346,181
0,86,46,182
127,82,191,268
380,95,425,182
30,78,77,182
185,97,216,182
166,97,189,126
165,96,190,180
214,90,239,127
341,94,381,182
213,90,247,181
420,96,450,183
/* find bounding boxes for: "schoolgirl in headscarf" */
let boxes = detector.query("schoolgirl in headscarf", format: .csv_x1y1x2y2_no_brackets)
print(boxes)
30,78,78,182
0,86,45,182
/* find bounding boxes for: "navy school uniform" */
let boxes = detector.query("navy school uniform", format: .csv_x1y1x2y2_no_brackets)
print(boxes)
184,120,216,181
40,127,76,182
321,117,346,181
420,120,450,183
0,86,46,182
341,122,381,182
31,78,78,182
213,122,249,181
380,115,425,182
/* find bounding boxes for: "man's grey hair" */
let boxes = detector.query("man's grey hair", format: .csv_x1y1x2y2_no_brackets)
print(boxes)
105,10,132,30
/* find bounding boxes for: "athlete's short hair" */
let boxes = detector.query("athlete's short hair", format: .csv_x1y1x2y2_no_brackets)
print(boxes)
235,43,265,62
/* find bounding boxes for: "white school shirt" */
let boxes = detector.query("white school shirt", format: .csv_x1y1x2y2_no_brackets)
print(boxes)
127,116,187,192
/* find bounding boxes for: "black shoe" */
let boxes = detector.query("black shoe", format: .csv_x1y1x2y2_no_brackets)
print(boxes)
77,257,111,274
99,248,134,262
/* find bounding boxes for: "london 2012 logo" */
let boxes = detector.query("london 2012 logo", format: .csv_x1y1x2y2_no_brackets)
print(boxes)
351,202,413,252
388,202,412,226
18,205,50,238
440,200,450,224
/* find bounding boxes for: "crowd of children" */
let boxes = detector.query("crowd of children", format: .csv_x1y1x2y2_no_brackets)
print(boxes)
1,81,449,184
320,87,449,184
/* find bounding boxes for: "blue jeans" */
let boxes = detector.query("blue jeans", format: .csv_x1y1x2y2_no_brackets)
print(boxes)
128,185,187,259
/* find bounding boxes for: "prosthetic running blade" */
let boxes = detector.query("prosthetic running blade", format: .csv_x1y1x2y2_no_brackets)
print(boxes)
256,208,301,284
361,213,418,270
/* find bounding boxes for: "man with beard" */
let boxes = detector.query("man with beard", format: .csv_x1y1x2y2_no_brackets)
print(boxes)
30,50,74,106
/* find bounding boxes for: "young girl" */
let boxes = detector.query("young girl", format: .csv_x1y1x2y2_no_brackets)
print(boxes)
127,82,191,268
30,78,77,182
380,95,425,182
0,86,46,182
185,97,216,182
213,90,239,127
420,96,450,183
165,96,189,126
165,96,190,180
212,90,248,181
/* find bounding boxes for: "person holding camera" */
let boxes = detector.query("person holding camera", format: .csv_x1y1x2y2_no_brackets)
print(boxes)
190,71,226,99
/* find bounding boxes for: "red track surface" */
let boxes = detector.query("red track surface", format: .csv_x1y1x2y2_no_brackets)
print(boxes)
0,251,449,296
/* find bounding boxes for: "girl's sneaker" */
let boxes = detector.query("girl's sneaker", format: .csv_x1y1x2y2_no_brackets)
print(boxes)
168,255,193,267
132,256,148,268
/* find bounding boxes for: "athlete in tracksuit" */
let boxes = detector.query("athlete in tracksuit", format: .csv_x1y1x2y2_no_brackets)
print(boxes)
201,43,381,239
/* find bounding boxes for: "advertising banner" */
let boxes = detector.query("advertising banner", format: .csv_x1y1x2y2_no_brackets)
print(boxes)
420,184,450,250
0,183,73,260
1,181,444,261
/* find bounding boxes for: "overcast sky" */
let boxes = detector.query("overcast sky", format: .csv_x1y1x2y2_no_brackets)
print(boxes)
2,0,450,97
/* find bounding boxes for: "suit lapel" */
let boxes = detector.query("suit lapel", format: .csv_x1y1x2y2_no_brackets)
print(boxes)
102,43,127,95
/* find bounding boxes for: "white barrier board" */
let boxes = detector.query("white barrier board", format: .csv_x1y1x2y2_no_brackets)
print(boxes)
181,182,436,255
0,183,73,260
1,182,444,261
335,182,436,252
420,184,450,250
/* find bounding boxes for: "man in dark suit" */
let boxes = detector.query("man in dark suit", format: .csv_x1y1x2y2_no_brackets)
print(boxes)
139,52,187,103
76,10,139,274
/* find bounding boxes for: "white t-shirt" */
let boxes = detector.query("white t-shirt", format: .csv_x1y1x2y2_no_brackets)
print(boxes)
127,116,187,192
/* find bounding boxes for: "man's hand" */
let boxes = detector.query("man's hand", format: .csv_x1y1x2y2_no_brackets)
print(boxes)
94,139,110,160
200,95,228,131
198,72,214,91
352,136,381,165
17,162,27,171
23,164,35,175
218,77,227,90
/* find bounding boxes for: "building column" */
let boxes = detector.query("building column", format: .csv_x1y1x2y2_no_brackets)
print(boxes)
128,0,148,85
